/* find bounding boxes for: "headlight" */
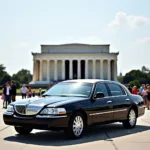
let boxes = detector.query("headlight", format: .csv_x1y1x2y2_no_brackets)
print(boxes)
7,105,14,112
40,108,66,115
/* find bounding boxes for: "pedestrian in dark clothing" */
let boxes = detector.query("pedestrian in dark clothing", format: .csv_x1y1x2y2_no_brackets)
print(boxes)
3,82,11,108
32,91,35,97
147,86,150,110
11,80,17,102
1,84,6,108
128,84,132,93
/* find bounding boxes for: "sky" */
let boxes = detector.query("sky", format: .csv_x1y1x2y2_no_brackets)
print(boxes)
0,0,150,76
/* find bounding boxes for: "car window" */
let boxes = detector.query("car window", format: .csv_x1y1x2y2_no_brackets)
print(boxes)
107,83,126,96
43,82,93,97
94,83,108,97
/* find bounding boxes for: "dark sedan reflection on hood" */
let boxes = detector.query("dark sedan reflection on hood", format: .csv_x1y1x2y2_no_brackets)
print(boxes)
12,96,87,107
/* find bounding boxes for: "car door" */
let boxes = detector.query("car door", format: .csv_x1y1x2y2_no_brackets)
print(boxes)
106,83,131,120
91,82,114,123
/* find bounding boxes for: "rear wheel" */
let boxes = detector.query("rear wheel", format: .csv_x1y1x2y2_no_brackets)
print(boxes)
14,126,33,135
123,108,137,129
64,112,86,139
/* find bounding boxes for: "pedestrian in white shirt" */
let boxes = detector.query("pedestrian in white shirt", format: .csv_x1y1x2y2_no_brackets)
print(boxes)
21,84,28,99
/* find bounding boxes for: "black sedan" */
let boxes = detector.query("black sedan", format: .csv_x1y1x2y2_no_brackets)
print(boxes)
3,79,145,139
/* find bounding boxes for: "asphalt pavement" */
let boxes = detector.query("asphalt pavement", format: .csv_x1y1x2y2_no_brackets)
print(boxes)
0,96,150,150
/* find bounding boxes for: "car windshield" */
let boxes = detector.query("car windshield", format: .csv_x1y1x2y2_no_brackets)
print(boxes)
43,82,93,98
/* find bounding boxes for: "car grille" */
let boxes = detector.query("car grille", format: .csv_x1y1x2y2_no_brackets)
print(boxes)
15,105,42,116
15,105,26,115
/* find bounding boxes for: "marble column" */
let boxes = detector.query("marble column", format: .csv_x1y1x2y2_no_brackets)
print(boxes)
69,60,73,79
107,60,111,80
47,60,50,82
78,59,81,79
33,60,36,81
54,60,58,81
85,60,88,79
114,60,117,81
62,60,65,80
39,60,43,81
93,60,96,79
100,60,103,79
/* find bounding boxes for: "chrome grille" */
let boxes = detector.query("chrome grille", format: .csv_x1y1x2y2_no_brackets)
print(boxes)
15,104,42,115
15,105,26,115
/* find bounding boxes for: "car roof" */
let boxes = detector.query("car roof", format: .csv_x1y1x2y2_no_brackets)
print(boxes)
62,79,119,84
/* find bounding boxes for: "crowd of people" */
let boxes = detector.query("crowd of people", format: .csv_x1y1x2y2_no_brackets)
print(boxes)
1,81,17,108
128,84,150,109
0,81,39,109
20,84,36,99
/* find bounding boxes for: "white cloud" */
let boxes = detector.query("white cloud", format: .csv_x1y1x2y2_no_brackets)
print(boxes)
136,37,150,44
108,12,150,28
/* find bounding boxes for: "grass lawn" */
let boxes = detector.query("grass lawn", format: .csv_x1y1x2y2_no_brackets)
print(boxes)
0,88,47,93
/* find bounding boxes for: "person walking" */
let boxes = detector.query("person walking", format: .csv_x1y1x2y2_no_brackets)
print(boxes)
21,84,28,99
139,84,145,96
1,84,6,108
128,84,132,93
3,82,11,108
11,80,17,102
27,87,32,98
38,88,42,97
132,86,138,95
32,91,35,97
146,86,150,110
142,85,148,106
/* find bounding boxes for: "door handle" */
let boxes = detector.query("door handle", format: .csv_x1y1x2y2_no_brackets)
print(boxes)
107,101,112,103
126,98,130,101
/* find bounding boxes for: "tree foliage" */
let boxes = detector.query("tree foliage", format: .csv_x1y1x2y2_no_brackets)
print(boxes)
122,66,150,86
129,80,140,88
12,69,32,84
0,64,32,87
0,64,11,85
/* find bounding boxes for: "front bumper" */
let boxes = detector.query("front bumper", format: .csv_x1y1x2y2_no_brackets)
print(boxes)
3,112,69,130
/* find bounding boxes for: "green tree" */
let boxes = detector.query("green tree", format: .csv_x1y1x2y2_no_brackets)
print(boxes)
15,81,21,89
123,70,148,84
0,64,11,85
117,76,123,83
12,69,32,84
129,80,140,88
1,74,11,84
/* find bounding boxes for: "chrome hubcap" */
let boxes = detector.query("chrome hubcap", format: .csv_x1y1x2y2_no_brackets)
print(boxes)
73,116,83,136
129,110,136,126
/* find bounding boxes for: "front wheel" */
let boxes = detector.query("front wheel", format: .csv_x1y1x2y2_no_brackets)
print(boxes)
14,126,33,135
123,108,137,129
64,112,86,139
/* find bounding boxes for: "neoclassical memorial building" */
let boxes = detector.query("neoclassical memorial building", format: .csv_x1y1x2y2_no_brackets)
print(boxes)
30,44,119,84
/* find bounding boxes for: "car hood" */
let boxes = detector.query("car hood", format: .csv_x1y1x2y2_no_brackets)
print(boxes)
12,96,87,107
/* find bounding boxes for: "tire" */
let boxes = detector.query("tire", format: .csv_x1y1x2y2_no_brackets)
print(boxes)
64,112,86,139
14,126,33,135
123,108,137,129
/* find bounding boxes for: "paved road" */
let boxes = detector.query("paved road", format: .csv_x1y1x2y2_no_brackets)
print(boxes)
0,96,150,150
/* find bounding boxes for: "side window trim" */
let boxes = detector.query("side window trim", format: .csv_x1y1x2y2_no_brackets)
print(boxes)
93,82,109,97
104,83,112,96
118,85,127,96
106,83,127,97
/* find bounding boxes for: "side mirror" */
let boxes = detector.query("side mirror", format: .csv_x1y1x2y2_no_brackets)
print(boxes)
94,92,105,99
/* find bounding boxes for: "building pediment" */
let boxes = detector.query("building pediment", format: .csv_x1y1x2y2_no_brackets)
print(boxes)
41,43,110,54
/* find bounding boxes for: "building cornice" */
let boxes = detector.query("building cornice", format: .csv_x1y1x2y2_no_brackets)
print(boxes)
40,43,110,47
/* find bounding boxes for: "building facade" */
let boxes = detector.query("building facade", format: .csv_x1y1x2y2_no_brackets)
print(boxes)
30,44,119,84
